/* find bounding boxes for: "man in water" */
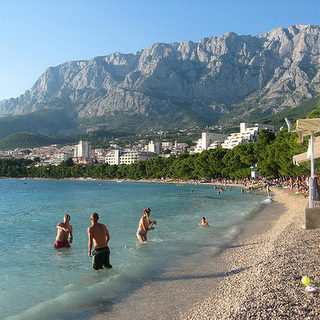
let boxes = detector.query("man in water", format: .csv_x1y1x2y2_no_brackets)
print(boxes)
199,216,209,226
88,212,112,270
136,208,156,242
54,214,73,249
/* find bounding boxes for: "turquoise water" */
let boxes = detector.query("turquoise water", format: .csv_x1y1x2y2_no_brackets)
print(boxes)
0,179,266,320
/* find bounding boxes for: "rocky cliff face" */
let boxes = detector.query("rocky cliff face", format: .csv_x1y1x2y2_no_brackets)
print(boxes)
1,24,320,123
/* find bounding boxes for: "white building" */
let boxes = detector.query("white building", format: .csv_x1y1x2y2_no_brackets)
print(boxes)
146,140,161,155
51,152,74,165
221,122,274,149
93,148,107,163
105,150,158,166
162,141,173,150
74,140,91,158
193,132,228,153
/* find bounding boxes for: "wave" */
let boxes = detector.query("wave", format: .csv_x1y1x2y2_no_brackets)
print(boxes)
5,272,122,320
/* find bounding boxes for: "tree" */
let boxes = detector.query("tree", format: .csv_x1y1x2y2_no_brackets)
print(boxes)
71,165,85,177
307,101,320,119
269,130,308,177
207,148,228,177
221,147,252,178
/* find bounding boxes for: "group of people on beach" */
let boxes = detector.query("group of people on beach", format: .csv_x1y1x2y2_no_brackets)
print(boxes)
53,208,158,270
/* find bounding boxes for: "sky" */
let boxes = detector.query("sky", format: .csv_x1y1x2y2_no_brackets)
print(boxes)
0,0,319,101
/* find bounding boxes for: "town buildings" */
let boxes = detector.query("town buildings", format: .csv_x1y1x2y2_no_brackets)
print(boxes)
0,122,275,165
74,140,91,158
146,140,161,155
105,149,158,165
193,132,228,153
192,122,275,153
221,123,274,149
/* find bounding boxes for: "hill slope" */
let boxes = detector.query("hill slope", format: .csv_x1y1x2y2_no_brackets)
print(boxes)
0,132,53,150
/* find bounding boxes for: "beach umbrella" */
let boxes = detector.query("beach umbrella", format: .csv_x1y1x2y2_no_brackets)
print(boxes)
295,118,320,208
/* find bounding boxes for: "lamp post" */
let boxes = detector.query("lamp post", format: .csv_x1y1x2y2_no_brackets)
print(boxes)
309,132,315,209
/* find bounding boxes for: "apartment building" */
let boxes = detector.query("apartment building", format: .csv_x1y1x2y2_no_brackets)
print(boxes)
74,140,91,158
192,123,274,152
193,132,228,153
221,123,274,149
146,140,161,155
105,150,158,165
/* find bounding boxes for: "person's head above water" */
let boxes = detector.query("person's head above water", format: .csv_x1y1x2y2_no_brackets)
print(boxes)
199,216,209,226
143,208,151,219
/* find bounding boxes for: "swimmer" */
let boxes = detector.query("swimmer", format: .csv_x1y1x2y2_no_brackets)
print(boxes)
136,208,156,242
54,214,73,249
199,216,209,226
88,212,112,270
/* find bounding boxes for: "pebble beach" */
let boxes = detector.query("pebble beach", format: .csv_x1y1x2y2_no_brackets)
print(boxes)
182,187,320,319
96,186,320,320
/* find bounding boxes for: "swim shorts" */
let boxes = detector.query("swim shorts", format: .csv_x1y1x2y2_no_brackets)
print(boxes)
92,246,112,270
54,240,71,249
136,231,147,240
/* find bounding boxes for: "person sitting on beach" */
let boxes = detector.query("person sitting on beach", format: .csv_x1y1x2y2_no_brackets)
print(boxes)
136,208,157,242
54,214,73,249
88,212,112,270
199,217,209,226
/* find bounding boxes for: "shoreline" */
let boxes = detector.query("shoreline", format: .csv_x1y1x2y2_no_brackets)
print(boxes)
182,187,320,319
95,187,320,319
1,176,245,185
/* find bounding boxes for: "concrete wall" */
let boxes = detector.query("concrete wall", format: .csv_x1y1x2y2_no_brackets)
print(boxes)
305,205,320,229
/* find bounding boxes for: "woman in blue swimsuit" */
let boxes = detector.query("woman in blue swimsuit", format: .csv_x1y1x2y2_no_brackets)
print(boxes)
136,208,157,242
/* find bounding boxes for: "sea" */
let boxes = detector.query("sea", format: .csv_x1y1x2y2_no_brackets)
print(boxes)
0,179,270,320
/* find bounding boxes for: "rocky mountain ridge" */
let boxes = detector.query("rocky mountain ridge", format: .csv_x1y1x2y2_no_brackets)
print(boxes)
1,24,320,128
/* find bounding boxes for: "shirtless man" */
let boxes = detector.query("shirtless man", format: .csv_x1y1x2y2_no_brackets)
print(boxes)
88,212,112,270
54,214,73,249
136,208,156,242
199,216,209,226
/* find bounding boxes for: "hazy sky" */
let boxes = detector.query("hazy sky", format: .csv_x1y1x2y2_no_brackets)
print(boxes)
0,0,319,100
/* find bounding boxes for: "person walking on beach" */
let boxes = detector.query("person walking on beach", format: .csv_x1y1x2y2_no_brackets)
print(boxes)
136,208,157,242
54,214,73,249
88,212,112,270
199,216,209,226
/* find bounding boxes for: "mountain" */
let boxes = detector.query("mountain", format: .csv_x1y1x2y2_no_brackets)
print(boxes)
1,24,320,137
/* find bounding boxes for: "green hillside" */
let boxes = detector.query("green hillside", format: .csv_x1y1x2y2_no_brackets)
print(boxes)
0,107,78,140
0,132,53,150
0,95,320,150
251,96,320,128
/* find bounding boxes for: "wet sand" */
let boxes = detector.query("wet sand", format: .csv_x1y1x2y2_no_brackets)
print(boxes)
95,187,320,319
